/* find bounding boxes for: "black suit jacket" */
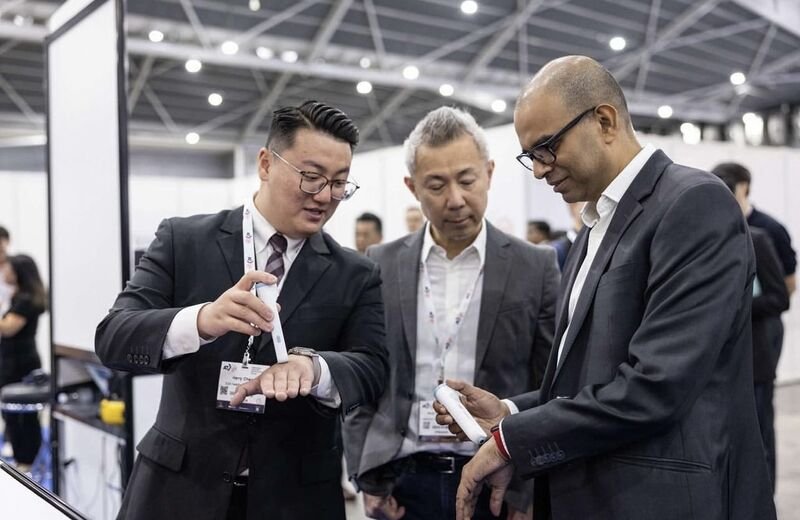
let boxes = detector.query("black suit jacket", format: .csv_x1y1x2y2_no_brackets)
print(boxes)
504,151,776,519
343,222,559,511
95,206,388,520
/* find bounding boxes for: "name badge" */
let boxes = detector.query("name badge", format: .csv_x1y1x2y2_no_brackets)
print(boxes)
216,361,269,414
417,399,458,443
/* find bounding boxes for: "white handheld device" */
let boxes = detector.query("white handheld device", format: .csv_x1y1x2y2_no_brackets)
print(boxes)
255,282,289,363
434,383,488,445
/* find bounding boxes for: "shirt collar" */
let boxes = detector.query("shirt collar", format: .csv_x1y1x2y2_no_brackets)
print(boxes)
421,219,487,265
249,196,305,256
581,143,657,228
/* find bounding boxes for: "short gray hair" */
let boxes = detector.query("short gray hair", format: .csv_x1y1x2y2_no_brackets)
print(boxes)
404,106,490,174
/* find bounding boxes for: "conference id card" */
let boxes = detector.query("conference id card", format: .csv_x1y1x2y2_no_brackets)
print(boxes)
418,399,458,442
216,361,269,414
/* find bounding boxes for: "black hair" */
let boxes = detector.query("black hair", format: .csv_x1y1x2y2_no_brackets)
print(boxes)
711,162,751,195
266,100,359,152
0,226,9,241
8,254,47,312
528,220,551,236
356,212,383,235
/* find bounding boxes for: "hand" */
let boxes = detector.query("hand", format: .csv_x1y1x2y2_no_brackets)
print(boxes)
230,354,316,404
363,493,406,520
507,505,533,520
433,379,510,441
197,270,278,340
457,438,513,520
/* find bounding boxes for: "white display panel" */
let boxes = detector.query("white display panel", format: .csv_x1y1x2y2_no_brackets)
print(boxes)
0,462,84,519
48,0,127,352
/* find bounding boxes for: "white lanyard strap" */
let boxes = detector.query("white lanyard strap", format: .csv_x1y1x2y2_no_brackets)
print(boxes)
420,254,483,384
241,200,260,364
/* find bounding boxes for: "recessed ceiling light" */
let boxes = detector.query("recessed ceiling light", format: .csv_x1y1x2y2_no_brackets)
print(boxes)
402,65,420,80
185,132,200,145
730,71,746,85
439,84,454,97
609,36,626,51
208,93,223,106
742,112,759,124
256,46,274,59
460,1,478,15
185,59,202,73
657,105,673,119
491,99,507,113
12,15,25,27
281,50,298,63
249,0,261,11
359,57,372,69
148,30,164,43
356,81,373,95
221,41,239,55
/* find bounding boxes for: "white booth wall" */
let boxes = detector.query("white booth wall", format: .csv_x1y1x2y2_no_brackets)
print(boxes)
1,127,799,387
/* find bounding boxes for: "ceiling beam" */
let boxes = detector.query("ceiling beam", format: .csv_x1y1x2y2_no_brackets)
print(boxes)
235,0,320,47
610,0,722,81
0,73,37,121
307,0,353,62
635,0,661,94
179,0,212,49
360,89,413,141
731,0,800,39
660,18,768,52
143,86,178,132
362,0,388,68
128,55,155,113
240,72,293,139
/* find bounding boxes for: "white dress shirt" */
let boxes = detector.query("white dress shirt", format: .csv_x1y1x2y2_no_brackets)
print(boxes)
555,144,656,364
162,201,340,405
398,221,487,457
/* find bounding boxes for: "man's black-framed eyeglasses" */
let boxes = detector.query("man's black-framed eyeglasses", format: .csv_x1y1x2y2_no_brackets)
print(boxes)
516,106,597,170
271,150,360,201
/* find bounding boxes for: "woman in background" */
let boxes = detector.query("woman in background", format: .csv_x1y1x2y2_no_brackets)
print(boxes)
0,254,46,473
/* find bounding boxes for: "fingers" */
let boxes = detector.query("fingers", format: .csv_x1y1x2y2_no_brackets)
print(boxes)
254,357,315,401
446,378,471,393
230,378,260,407
236,270,278,291
489,484,507,517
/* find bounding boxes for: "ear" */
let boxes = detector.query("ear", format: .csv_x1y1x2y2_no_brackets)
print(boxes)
485,159,495,187
257,147,271,181
404,176,419,200
595,104,620,144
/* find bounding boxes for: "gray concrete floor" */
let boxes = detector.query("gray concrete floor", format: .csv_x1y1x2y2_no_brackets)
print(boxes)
347,383,800,519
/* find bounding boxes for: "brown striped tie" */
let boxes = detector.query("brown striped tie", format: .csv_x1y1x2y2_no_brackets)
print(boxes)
265,233,287,281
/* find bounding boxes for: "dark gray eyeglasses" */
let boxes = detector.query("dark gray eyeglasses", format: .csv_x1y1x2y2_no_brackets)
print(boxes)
271,150,360,201
516,106,597,170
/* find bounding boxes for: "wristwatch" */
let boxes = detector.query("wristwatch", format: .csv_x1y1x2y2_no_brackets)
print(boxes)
288,347,321,385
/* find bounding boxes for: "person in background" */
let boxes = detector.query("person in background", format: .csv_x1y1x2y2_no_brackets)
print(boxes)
0,226,11,316
550,202,583,270
345,106,559,520
440,55,775,520
714,166,791,489
405,206,425,233
355,212,383,254
0,254,46,473
525,220,551,245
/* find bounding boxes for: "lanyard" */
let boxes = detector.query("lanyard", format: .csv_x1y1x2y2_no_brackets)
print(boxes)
420,252,483,384
241,199,260,365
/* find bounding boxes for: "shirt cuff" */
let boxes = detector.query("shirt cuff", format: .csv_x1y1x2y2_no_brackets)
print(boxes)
502,398,520,415
493,419,512,461
163,303,215,360
309,356,341,408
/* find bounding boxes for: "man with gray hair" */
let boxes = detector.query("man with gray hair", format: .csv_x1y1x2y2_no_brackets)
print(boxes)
344,106,559,519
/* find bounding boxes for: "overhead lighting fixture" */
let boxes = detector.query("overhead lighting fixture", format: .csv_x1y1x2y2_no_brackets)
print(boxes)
208,93,223,106
402,65,420,80
148,30,164,43
729,71,746,86
185,132,200,145
185,59,202,73
221,41,239,55
460,1,478,15
356,81,373,95
281,50,299,63
12,15,26,27
680,122,701,145
359,57,372,69
256,46,274,60
657,105,673,119
249,0,261,11
609,36,626,51
439,84,454,97
491,99,507,113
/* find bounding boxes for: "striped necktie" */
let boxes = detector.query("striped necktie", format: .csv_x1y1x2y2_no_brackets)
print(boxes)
265,233,287,281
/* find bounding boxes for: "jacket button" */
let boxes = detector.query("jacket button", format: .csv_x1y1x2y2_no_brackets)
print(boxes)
127,354,133,363
222,472,232,483
144,355,151,364
407,392,414,400
399,428,407,437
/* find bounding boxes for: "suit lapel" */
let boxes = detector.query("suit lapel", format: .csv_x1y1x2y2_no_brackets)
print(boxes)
217,206,245,285
551,150,672,385
475,223,511,371
398,231,424,366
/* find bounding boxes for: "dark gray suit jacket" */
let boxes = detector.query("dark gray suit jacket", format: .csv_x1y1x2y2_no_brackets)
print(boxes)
343,221,559,511
95,206,388,520
503,151,776,519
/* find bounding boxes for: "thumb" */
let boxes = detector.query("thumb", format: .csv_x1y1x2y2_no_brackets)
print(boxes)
446,378,471,393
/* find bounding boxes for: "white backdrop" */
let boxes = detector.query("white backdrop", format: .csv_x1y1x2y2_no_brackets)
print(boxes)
1,126,798,382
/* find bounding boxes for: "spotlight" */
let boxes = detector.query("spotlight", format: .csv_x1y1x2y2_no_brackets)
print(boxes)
609,36,626,51
657,105,673,119
185,132,200,145
185,59,202,73
208,93,223,106
439,84,454,97
460,1,478,15
356,81,373,95
729,72,746,86
148,30,164,43
402,65,420,80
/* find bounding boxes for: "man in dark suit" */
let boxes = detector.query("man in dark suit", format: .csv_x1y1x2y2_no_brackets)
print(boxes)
96,101,388,520
343,107,559,520
437,56,776,520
